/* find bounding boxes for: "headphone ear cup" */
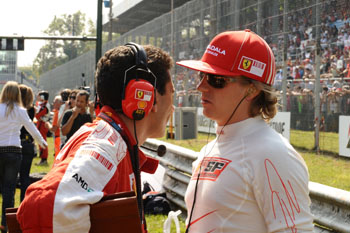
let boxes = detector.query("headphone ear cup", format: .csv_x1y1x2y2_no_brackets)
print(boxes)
122,79,155,120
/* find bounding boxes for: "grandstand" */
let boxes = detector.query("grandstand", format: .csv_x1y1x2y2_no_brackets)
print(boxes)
37,0,350,155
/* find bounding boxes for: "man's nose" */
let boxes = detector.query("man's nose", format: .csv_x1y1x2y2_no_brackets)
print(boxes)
197,77,208,92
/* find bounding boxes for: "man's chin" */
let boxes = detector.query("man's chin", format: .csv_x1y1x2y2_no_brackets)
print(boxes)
149,128,166,139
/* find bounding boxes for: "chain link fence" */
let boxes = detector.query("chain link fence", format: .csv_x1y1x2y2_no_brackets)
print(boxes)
39,0,350,154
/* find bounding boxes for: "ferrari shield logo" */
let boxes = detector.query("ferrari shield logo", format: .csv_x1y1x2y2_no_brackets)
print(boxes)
242,59,252,69
137,90,144,99
238,56,266,77
135,89,152,101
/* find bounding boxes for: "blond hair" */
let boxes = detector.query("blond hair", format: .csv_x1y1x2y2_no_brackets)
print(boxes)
0,81,22,117
239,77,279,121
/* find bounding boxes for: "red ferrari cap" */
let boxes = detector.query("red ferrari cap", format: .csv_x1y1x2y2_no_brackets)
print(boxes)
176,29,276,85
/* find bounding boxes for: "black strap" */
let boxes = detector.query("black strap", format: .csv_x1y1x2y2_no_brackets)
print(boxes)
98,112,145,228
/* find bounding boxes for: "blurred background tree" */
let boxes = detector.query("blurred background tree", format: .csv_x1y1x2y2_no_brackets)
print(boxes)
33,11,96,77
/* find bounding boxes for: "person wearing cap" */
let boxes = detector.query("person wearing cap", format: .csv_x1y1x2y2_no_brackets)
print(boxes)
35,90,50,166
17,44,174,233
177,29,314,232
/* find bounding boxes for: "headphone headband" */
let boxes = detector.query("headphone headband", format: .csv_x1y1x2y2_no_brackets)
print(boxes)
125,42,148,68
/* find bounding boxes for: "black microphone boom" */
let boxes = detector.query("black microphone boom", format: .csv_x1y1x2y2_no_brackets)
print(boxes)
140,145,166,157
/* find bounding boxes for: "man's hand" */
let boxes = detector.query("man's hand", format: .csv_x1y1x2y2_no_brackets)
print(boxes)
39,140,48,150
51,125,58,132
45,122,51,129
72,107,81,119
88,101,95,111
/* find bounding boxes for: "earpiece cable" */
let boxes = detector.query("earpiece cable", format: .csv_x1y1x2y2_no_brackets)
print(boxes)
185,93,249,232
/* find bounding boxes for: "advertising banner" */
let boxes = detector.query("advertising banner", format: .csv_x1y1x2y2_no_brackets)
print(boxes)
268,112,291,141
339,116,350,158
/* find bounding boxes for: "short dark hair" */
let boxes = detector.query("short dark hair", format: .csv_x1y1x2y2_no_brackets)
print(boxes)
77,90,89,102
60,88,71,102
95,44,173,110
38,90,49,101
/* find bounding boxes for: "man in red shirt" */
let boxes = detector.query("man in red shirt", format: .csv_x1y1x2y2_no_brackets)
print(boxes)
35,90,50,165
18,43,174,233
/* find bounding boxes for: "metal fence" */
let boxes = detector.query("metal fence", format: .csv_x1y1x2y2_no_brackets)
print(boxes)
141,138,350,233
39,0,350,154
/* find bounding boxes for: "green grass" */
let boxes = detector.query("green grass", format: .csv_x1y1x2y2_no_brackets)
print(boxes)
162,132,216,151
288,130,350,191
302,152,350,191
291,129,339,154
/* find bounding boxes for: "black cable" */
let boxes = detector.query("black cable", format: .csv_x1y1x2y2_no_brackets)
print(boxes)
219,92,250,134
133,119,139,146
132,119,145,229
185,93,249,232
185,120,211,233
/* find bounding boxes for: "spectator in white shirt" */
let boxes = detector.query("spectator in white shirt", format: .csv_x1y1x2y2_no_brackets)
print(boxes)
0,81,47,232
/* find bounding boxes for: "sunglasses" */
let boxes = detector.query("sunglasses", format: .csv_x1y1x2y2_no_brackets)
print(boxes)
69,96,76,100
199,72,238,89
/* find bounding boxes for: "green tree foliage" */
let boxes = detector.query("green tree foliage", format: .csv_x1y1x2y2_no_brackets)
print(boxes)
33,11,96,76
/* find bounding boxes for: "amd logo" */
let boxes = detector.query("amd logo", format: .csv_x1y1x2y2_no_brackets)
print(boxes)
72,173,94,192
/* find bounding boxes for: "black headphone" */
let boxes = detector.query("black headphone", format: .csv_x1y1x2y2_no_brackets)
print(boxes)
121,43,157,120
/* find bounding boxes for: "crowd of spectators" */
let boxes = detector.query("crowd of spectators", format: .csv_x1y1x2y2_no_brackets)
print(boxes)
173,1,350,132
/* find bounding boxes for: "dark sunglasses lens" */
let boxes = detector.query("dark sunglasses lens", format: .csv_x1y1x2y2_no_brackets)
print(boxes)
207,74,226,88
70,96,76,100
199,72,226,88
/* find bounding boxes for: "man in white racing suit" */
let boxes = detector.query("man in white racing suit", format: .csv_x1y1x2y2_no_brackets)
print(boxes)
177,30,314,232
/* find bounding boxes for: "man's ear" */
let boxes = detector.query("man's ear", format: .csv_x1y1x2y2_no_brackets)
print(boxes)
151,91,158,113
245,85,260,101
151,102,158,113
246,90,261,101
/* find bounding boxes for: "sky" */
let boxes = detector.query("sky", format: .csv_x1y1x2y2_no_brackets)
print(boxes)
1,0,109,66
